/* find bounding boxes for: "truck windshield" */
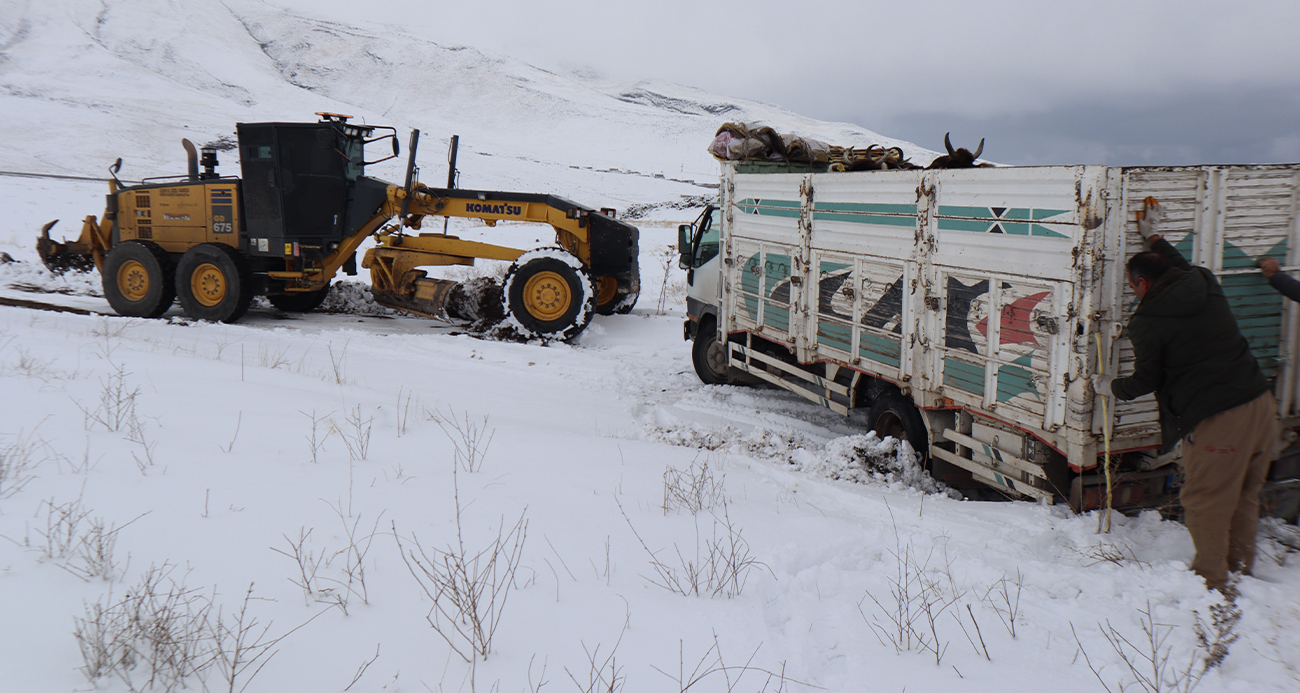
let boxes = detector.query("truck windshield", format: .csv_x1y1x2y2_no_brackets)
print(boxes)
694,207,721,267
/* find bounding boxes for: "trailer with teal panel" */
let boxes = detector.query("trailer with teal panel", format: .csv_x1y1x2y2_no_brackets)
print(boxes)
681,162,1300,513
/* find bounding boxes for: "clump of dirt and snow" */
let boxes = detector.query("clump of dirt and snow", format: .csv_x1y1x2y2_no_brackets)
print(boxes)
0,257,102,296
644,423,950,495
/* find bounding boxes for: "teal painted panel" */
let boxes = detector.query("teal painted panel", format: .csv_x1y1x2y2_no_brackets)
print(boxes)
814,211,916,227
1031,225,1069,238
737,198,800,218
859,332,902,368
764,253,793,295
817,320,852,352
938,218,991,232
944,357,986,396
996,355,1042,403
739,253,762,320
763,303,790,332
816,202,918,215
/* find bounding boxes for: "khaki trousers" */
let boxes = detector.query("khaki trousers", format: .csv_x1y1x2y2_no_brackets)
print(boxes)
1179,391,1280,590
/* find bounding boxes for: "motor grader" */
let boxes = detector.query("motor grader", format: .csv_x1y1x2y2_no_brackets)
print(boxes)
37,113,639,339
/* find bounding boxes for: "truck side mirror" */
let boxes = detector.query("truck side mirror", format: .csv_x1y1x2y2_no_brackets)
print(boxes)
677,223,693,268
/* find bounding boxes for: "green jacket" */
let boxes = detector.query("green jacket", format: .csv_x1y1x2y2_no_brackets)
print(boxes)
1110,238,1269,451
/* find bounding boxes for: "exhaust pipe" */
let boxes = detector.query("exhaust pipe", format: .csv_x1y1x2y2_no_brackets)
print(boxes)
182,138,198,181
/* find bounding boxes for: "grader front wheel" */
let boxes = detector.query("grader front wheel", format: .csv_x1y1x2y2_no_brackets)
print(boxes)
502,248,594,340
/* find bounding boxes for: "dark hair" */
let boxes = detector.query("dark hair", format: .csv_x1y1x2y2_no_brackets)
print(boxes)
1127,252,1171,284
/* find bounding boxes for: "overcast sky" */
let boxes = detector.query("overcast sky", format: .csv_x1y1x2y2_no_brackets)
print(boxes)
282,0,1300,166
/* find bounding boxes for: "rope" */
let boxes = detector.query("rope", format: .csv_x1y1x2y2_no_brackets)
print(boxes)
1095,332,1114,533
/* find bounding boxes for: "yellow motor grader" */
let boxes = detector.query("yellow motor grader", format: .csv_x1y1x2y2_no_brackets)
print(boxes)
37,113,639,339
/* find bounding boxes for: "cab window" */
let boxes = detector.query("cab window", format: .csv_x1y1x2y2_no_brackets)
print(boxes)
694,208,721,267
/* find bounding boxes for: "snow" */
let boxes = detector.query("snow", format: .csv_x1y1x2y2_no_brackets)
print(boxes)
2,1,1300,692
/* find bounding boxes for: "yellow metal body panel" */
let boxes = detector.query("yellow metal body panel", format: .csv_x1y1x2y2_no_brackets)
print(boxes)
117,182,239,253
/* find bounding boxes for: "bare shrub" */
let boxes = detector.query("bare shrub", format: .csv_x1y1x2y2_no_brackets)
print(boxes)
1192,599,1241,671
982,568,1024,638
394,465,527,662
0,428,49,498
566,634,626,693
1076,541,1151,568
73,568,321,693
620,501,767,599
271,507,382,615
1072,599,1232,693
858,514,972,666
301,409,332,464
330,405,374,461
662,454,725,515
327,341,349,385
651,634,808,693
78,362,140,432
427,405,494,473
73,564,216,693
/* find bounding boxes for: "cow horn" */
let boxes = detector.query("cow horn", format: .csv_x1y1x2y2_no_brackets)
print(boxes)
944,132,955,156
972,138,984,160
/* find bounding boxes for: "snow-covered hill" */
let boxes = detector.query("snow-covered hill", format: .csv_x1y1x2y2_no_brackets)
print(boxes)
0,0,934,208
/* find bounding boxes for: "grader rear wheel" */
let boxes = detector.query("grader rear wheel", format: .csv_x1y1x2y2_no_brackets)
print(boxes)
176,244,254,323
102,240,174,318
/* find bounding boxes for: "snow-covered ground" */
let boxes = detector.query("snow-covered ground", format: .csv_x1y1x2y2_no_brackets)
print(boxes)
3,1,1300,692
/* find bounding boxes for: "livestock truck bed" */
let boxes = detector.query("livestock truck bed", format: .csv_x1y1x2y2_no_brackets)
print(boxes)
710,162,1300,510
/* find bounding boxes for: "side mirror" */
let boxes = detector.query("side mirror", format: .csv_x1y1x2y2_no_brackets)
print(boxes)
110,158,123,175
392,136,400,157
677,223,693,268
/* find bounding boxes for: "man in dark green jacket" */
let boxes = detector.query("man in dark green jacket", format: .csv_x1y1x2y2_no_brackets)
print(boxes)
1111,197,1279,591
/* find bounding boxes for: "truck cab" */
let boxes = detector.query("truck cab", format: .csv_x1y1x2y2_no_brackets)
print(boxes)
679,205,734,383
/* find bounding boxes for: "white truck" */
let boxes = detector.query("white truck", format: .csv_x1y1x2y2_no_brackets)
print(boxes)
681,160,1300,512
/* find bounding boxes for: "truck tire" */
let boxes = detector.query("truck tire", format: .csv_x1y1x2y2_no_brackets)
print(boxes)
102,240,175,318
502,248,594,340
269,283,331,313
868,391,929,461
176,244,254,323
692,316,739,385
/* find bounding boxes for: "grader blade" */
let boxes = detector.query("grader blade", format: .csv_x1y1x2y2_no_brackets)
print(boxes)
36,220,96,274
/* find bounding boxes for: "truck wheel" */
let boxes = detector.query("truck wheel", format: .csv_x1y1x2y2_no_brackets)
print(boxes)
102,240,175,318
502,248,594,340
269,283,331,313
868,392,929,461
692,316,738,385
176,244,254,323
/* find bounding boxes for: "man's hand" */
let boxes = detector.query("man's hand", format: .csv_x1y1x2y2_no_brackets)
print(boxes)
1091,374,1114,396
1259,256,1281,279
1136,196,1163,243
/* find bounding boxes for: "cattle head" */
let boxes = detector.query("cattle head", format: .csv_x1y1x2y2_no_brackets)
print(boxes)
926,132,985,169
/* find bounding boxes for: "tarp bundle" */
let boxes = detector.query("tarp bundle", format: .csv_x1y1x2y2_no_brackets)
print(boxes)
707,122,830,165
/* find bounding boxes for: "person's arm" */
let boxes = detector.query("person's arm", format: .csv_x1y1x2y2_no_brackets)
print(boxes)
1270,272,1300,303
1111,321,1162,400
1149,236,1190,270
1259,257,1300,302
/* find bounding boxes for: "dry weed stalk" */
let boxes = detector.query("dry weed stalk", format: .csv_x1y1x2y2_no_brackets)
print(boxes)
662,454,725,515
394,466,527,662
620,500,767,599
651,633,812,693
428,405,495,473
1072,598,1235,693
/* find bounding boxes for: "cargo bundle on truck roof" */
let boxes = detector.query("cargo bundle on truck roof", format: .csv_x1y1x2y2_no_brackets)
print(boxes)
681,155,1300,515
